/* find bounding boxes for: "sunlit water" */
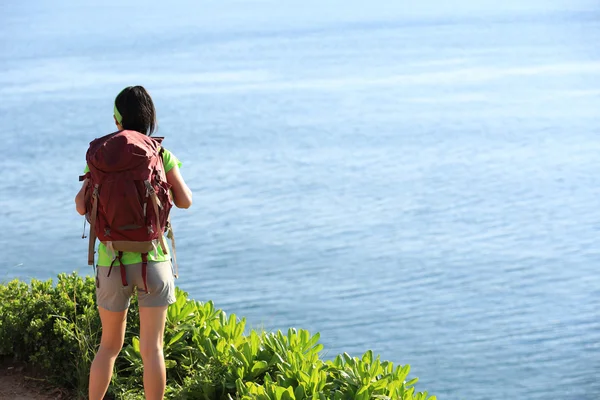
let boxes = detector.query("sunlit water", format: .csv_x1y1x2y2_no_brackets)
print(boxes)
1,1,599,398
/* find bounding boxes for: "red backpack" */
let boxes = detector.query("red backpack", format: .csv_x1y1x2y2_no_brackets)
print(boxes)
80,130,177,292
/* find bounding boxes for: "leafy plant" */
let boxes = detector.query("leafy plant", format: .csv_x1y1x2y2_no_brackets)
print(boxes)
0,273,100,395
0,273,436,400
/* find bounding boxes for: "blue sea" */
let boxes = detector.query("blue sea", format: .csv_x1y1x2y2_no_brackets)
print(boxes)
1,1,599,398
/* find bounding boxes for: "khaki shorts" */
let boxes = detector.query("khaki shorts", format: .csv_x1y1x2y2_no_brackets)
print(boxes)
95,261,176,312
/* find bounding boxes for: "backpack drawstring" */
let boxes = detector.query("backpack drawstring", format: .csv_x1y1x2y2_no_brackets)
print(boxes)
107,251,128,288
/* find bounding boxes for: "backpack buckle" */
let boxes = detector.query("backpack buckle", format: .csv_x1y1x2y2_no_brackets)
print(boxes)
144,180,155,196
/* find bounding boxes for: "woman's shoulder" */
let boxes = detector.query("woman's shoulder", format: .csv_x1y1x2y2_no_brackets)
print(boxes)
161,147,182,173
83,147,181,173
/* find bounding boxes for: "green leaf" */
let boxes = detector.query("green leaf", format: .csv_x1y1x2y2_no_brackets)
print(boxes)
362,350,373,364
299,370,311,384
234,348,250,367
294,384,306,400
369,358,381,378
406,377,419,387
275,386,287,400
167,330,186,347
372,377,389,390
251,360,269,374
283,386,295,400
356,385,370,398
396,364,410,382
132,336,140,353
343,352,354,366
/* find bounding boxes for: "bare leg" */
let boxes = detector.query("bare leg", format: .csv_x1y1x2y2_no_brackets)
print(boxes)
89,306,127,400
139,306,169,400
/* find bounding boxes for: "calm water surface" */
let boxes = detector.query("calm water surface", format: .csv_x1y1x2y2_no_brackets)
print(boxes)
1,1,599,398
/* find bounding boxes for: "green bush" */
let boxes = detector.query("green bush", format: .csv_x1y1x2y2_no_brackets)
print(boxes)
0,273,100,395
0,273,435,400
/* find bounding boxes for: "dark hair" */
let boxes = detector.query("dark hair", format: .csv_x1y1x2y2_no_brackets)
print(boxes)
115,86,157,136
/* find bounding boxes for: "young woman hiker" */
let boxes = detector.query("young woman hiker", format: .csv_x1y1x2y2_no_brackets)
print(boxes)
75,86,192,400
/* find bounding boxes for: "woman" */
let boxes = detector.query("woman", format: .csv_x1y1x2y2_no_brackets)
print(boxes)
75,86,192,400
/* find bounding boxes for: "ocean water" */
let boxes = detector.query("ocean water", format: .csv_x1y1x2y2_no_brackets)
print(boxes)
1,1,600,398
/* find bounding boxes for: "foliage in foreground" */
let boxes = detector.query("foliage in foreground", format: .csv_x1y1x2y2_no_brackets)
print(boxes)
0,273,435,400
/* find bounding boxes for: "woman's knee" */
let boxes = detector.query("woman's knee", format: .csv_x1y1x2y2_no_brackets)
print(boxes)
138,306,168,361
139,340,163,361
97,307,128,357
99,340,124,357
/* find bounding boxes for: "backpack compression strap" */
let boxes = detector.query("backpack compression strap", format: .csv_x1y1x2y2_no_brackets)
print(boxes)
141,253,149,293
147,180,178,279
88,184,99,266
146,181,169,254
166,217,179,278
105,250,150,293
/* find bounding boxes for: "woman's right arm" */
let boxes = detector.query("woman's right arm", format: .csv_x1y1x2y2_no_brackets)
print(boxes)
166,165,192,209
75,180,87,215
